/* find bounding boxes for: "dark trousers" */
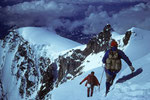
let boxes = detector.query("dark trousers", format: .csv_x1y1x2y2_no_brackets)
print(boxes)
105,69,117,95
87,85,94,97
106,71,116,84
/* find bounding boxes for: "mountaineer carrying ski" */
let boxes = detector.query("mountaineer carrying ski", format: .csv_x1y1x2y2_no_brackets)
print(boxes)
80,71,100,97
102,39,135,96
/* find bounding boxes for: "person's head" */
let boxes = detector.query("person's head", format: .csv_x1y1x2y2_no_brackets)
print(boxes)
106,24,111,27
91,71,95,75
110,40,118,47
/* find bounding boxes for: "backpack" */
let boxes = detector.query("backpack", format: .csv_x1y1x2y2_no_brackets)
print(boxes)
106,49,122,71
87,75,96,86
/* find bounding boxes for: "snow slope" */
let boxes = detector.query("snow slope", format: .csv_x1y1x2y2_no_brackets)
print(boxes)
51,27,150,100
125,27,150,61
17,27,81,53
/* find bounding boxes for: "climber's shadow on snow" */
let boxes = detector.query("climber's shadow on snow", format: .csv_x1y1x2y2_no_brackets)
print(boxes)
116,68,143,83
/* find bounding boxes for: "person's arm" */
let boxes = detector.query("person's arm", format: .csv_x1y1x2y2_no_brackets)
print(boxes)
119,50,135,72
94,76,100,86
102,50,109,64
80,75,88,84
118,50,132,66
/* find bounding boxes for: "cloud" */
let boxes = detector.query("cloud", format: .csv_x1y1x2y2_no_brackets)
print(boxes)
111,2,150,33
82,11,110,34
1,0,81,27
78,2,150,34
0,0,150,36
55,0,149,3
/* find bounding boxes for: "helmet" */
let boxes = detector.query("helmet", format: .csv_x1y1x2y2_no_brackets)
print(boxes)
111,40,118,47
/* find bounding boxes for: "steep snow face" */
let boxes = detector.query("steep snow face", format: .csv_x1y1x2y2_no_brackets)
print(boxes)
52,27,150,100
124,27,150,61
17,27,81,53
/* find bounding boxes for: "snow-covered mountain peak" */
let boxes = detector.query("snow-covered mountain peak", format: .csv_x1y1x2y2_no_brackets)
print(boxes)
124,27,150,61
128,27,150,40
17,27,81,52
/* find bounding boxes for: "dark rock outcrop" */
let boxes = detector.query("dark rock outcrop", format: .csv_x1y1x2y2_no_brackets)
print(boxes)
37,61,54,100
123,31,132,46
83,31,111,56
57,25,112,85
57,49,85,85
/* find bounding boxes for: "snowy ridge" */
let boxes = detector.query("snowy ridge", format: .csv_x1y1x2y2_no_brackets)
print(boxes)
52,27,150,100
17,27,81,53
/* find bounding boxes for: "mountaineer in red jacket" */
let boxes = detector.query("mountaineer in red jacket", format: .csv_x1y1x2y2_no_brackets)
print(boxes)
80,71,100,97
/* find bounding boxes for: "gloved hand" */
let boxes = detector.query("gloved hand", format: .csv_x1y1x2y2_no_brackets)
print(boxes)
129,66,135,72
79,82,82,85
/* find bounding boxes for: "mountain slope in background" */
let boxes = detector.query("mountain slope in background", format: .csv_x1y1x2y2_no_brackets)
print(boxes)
18,27,81,52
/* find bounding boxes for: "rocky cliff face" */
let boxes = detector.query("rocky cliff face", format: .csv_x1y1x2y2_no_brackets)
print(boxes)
0,30,55,100
0,25,133,100
56,25,111,85
56,30,111,85
57,49,85,85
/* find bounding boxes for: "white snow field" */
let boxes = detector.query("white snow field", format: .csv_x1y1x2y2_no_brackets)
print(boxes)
17,27,81,52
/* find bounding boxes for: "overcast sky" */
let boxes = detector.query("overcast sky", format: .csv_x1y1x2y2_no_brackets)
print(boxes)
0,0,150,34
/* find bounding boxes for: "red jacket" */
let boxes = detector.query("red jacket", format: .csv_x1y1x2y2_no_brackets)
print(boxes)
80,74,100,86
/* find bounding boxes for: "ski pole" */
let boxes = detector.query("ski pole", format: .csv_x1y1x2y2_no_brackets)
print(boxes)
99,64,105,91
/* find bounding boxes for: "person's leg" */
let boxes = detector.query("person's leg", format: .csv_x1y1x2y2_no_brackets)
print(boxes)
105,72,112,96
87,88,90,97
91,85,94,97
110,74,116,86
106,82,110,95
